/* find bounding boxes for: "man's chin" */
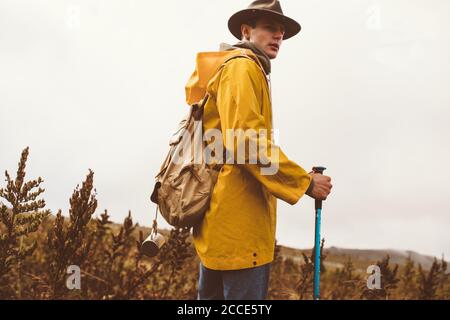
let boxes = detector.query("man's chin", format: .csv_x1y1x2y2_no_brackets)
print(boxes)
264,49,279,59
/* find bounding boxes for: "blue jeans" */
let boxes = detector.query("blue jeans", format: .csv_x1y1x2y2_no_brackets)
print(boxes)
197,262,271,300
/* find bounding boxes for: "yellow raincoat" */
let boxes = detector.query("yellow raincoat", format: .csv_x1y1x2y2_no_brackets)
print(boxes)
185,48,312,270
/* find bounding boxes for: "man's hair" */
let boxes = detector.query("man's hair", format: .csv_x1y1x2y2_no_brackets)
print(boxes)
245,17,258,28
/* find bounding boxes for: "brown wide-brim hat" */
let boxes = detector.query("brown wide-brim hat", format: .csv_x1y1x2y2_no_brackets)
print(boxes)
228,0,301,40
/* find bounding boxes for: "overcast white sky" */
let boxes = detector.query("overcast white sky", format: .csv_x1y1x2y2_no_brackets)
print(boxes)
1,0,449,259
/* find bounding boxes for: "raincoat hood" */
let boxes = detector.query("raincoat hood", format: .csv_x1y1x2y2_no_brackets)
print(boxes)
185,44,268,105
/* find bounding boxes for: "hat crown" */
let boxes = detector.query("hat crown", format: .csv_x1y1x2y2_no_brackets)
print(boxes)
247,0,283,15
227,0,301,40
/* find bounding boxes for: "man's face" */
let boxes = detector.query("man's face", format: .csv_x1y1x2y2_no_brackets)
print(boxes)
242,17,286,59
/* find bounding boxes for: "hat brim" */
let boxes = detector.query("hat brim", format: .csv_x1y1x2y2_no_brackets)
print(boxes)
228,8,301,41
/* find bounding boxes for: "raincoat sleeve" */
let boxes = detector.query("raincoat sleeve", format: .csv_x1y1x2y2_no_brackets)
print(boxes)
216,58,312,205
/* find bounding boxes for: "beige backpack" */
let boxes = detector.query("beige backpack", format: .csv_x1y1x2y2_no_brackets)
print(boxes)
150,53,266,229
150,92,221,228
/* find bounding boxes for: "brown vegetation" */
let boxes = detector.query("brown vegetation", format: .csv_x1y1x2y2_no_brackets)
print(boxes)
1,148,448,300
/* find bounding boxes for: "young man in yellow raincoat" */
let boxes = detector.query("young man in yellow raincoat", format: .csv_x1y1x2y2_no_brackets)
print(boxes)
185,0,333,300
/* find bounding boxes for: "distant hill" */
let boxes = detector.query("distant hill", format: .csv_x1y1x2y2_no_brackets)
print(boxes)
278,245,446,271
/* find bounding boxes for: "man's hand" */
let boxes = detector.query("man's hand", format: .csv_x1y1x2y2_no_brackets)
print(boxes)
305,171,333,200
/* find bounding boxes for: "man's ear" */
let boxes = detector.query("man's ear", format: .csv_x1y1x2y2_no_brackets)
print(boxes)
240,24,250,41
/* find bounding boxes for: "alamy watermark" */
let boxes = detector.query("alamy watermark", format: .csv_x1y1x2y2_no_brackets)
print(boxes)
66,265,81,290
366,264,381,290
65,263,383,292
66,5,81,30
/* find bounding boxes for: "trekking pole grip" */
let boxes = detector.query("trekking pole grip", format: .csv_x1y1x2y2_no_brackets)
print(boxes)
312,166,326,209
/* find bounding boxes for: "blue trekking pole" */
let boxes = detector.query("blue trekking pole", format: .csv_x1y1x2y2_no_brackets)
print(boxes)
313,166,326,300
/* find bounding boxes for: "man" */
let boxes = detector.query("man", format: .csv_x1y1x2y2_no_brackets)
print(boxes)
184,0,333,300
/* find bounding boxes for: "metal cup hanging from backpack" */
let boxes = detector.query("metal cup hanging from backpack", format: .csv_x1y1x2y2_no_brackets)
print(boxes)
140,207,166,257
